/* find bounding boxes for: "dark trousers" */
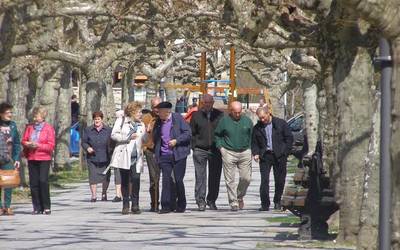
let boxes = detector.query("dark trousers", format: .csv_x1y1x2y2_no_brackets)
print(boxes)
159,155,186,211
259,153,287,206
28,160,51,211
120,165,140,207
192,147,222,204
144,149,160,209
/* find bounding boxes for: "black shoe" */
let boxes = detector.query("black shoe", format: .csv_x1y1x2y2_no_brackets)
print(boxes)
149,207,160,213
44,209,51,215
207,201,218,210
90,198,97,202
32,210,42,215
121,208,130,215
159,209,171,214
259,205,269,211
131,205,141,214
198,202,206,211
231,205,239,211
112,196,122,202
175,208,185,213
274,203,282,210
101,194,107,201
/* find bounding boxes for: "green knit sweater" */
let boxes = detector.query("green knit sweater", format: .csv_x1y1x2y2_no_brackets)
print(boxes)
214,114,253,152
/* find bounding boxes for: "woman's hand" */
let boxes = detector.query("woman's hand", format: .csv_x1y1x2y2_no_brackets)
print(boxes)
25,141,38,149
130,133,138,140
14,161,20,170
87,147,95,154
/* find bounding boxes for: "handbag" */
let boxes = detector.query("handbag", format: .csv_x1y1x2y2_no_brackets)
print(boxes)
0,169,21,188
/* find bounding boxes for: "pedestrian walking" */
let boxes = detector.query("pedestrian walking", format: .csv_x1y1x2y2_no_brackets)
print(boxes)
190,94,223,211
153,101,191,214
109,102,147,214
251,106,293,210
81,111,112,202
214,101,253,211
142,97,161,212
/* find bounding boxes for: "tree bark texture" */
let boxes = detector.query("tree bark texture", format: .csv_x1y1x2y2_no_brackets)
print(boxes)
335,46,375,244
302,81,318,154
53,63,72,171
357,90,380,250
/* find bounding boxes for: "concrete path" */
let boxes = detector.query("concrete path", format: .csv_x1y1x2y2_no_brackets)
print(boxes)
0,156,347,250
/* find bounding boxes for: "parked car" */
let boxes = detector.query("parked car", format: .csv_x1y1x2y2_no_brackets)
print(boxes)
287,112,304,147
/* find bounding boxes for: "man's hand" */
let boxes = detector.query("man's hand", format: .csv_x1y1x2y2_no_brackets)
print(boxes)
14,161,20,170
253,155,259,162
87,147,95,154
168,139,177,148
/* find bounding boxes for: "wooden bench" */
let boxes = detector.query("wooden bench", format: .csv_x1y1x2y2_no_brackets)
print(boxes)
282,142,338,240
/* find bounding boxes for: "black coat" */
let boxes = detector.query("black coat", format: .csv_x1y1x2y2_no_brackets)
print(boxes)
251,116,293,159
190,108,224,150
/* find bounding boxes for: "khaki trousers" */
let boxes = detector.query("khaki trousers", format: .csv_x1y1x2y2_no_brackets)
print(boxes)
220,147,252,207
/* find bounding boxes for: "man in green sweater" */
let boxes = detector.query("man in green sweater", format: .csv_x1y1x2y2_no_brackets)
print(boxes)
214,101,253,211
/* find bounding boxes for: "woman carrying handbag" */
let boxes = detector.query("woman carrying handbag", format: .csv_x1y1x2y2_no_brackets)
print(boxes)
0,102,21,216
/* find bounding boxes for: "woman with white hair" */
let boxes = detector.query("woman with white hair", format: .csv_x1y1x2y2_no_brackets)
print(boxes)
22,106,56,215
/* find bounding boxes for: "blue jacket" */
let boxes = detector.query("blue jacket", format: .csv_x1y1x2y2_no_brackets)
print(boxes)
153,113,191,162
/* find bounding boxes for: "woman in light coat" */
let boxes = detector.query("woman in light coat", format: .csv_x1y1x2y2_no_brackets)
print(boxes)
109,102,146,214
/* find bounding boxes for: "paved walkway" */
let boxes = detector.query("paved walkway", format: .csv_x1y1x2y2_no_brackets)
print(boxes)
0,155,345,249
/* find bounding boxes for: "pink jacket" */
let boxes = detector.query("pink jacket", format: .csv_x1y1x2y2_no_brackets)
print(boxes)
22,122,55,161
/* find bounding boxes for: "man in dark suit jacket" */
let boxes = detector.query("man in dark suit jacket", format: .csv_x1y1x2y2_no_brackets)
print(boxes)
153,101,191,213
251,106,293,211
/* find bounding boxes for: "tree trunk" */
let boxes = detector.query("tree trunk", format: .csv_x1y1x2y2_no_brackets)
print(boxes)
319,64,338,180
335,47,375,244
0,71,8,103
53,63,72,171
357,90,380,250
122,67,133,109
391,37,400,249
302,81,318,154
85,79,115,127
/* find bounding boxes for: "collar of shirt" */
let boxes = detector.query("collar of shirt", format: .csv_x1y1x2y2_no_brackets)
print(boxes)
162,114,172,123
93,124,104,132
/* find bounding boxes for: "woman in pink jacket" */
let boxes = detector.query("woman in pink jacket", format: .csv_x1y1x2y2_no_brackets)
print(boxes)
22,107,55,215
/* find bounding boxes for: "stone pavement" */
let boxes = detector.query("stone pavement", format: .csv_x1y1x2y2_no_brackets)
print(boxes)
0,155,346,250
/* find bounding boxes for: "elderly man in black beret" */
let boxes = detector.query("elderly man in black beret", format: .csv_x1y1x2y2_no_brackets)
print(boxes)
152,101,192,213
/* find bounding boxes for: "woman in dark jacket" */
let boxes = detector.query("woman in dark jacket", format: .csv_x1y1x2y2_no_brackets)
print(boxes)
0,102,21,216
81,111,112,202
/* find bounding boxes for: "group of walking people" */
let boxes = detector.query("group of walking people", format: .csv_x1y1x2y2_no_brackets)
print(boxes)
0,92,293,216
82,93,293,214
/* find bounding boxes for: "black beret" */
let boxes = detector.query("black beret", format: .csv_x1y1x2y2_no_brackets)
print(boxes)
155,101,172,109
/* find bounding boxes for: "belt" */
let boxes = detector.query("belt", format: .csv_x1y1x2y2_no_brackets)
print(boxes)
265,150,274,154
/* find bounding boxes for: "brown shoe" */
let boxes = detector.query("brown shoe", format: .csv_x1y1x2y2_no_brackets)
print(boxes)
238,199,244,210
4,208,14,216
0,208,4,216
